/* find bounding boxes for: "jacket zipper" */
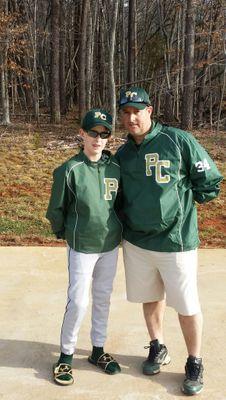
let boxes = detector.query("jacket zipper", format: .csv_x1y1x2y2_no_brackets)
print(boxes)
97,165,103,199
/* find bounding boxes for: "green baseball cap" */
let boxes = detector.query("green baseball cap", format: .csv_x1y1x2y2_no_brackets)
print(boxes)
81,108,112,131
119,86,151,110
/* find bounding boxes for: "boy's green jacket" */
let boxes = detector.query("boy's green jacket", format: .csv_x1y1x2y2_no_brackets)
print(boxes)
116,122,223,252
46,150,122,253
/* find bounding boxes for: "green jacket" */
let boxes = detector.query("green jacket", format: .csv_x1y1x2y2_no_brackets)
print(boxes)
46,150,122,253
116,122,223,252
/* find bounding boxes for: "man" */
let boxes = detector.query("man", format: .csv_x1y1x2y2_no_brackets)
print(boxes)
46,108,122,385
116,86,223,395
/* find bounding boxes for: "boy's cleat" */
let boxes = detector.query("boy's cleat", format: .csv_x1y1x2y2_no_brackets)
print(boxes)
53,363,74,386
142,339,171,375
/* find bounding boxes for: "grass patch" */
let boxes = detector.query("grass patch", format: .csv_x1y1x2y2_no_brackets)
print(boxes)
0,122,225,247
0,216,51,236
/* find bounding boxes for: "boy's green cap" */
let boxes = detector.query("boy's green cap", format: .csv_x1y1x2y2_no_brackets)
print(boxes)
81,108,112,131
119,86,151,110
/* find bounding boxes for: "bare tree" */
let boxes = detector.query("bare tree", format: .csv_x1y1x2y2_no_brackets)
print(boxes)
0,0,224,128
127,0,137,83
217,2,226,131
50,0,61,123
78,0,89,120
0,0,10,125
181,0,196,130
109,0,119,130
59,0,66,115
32,0,40,121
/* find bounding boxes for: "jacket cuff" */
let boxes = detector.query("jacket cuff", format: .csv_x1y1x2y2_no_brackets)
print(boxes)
55,230,65,240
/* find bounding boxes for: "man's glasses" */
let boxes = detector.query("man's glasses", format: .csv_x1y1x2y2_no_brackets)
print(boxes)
86,130,111,139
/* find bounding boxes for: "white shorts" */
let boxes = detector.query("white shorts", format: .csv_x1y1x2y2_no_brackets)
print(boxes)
123,240,201,316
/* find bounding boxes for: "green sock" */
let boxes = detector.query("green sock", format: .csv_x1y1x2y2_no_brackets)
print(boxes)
91,346,104,362
58,352,73,366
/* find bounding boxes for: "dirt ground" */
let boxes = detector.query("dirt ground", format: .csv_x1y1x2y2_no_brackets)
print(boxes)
0,246,226,400
0,121,225,248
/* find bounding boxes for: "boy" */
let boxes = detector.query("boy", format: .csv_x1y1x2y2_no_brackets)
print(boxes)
46,108,122,385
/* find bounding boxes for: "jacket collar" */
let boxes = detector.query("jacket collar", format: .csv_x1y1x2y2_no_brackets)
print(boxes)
78,149,111,166
127,121,162,147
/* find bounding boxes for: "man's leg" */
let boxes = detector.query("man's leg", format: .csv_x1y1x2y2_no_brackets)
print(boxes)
178,312,203,357
179,312,204,395
143,300,165,344
142,299,170,375
122,241,169,375
158,249,204,394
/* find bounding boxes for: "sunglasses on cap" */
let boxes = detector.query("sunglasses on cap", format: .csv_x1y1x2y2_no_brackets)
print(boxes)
86,130,111,139
119,94,150,106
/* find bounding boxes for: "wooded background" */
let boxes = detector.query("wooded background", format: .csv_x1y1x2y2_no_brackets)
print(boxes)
0,0,225,130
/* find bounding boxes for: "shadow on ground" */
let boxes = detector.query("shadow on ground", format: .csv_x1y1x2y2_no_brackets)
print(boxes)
0,338,184,396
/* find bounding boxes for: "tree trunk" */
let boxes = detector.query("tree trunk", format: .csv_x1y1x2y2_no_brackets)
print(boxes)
109,0,119,131
1,67,10,125
120,0,127,84
0,0,10,125
85,1,94,110
217,3,226,131
59,0,66,115
50,0,61,123
73,1,81,107
127,0,137,83
78,0,89,120
197,1,221,127
181,0,196,130
33,0,39,121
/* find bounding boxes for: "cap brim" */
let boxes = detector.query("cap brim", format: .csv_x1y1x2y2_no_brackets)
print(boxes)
119,102,148,110
86,120,112,131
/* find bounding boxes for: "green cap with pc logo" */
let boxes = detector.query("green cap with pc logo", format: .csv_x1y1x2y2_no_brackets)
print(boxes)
119,86,151,110
81,108,112,132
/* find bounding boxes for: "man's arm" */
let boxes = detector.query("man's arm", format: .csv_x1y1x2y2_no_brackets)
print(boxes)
184,134,223,204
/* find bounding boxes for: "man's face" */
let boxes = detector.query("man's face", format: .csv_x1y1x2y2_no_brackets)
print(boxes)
120,105,153,143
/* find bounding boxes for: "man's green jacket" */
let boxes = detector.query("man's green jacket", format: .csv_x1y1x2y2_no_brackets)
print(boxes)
116,122,223,252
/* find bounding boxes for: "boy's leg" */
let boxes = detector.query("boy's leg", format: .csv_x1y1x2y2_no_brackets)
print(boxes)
60,247,99,355
54,248,99,385
89,246,121,374
90,246,118,347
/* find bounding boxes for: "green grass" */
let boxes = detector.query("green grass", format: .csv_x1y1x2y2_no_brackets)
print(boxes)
0,216,51,236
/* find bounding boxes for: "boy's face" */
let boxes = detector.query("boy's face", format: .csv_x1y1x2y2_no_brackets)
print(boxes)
80,125,110,161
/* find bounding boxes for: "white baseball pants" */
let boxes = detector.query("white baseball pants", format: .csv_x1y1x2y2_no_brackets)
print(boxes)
60,246,119,355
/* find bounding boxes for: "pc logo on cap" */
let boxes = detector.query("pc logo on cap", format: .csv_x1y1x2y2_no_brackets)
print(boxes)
81,108,112,131
119,86,151,110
